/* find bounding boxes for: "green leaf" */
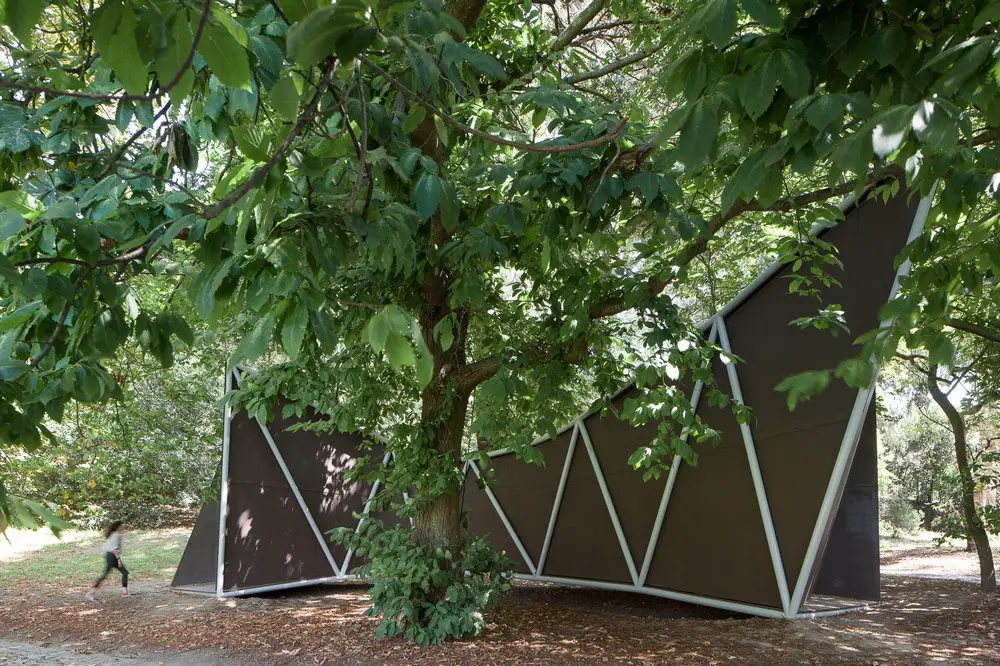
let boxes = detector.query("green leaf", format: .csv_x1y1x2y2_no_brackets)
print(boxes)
412,172,443,219
229,312,277,369
232,123,273,161
0,302,40,332
872,105,913,158
0,210,25,242
720,153,764,212
199,22,252,89
103,4,148,96
676,97,720,168
741,0,782,28
703,0,737,49
739,55,777,119
774,370,831,411
286,2,367,68
912,100,959,149
384,331,415,370
927,334,956,365
805,94,842,130
5,0,47,44
281,301,309,358
973,1,1000,30
192,257,235,319
627,173,660,204
364,308,392,354
156,9,195,104
92,0,123,61
402,105,427,134
75,225,102,258
336,25,378,62
776,50,810,98
434,318,454,351
151,214,198,253
834,357,874,389
0,190,37,215
0,254,19,287
453,43,507,80
309,307,337,351
416,351,433,388
269,75,301,121
277,0,319,23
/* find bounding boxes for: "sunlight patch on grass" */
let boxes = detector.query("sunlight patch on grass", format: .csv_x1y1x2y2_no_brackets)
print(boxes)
0,528,189,588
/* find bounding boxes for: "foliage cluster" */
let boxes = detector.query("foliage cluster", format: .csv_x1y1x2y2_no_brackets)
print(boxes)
333,519,512,645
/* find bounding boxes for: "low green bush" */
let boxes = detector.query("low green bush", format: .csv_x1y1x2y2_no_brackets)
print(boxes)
334,519,512,645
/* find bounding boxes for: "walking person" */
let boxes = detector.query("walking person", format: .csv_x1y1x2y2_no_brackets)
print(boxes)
85,521,129,601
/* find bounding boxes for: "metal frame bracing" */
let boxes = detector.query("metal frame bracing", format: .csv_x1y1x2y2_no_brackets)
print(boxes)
469,189,933,619
211,367,406,597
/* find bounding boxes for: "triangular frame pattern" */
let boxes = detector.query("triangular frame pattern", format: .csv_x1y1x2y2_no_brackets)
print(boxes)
463,189,935,619
173,368,411,598
174,189,932,609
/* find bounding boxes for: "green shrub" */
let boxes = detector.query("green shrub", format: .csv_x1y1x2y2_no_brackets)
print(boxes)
334,519,512,645
880,496,920,536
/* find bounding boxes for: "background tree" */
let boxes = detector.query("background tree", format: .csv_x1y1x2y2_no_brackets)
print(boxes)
3,0,1000,641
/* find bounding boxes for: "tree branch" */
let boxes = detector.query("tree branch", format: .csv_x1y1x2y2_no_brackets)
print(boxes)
459,178,873,393
97,102,171,179
590,179,864,320
112,162,204,204
0,0,212,103
947,317,1000,344
550,0,606,52
30,266,94,368
563,39,668,84
364,59,627,154
202,63,336,220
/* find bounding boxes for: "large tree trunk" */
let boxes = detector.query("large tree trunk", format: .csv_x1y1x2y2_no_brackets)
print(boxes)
927,365,997,592
412,382,470,549
410,287,471,551
403,0,488,557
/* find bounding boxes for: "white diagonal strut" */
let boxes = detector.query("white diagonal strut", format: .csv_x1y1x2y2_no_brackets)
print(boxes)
256,420,343,577
638,319,718,586
789,188,937,616
216,369,236,596
578,420,640,586
716,316,792,616
535,423,579,576
341,450,393,574
469,461,537,575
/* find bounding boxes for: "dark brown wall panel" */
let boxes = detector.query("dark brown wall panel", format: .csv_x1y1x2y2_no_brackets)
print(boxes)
481,430,572,567
583,400,667,566
542,437,632,584
724,194,917,442
171,499,220,588
751,419,845,584
645,356,781,608
462,467,531,573
721,193,915,596
812,404,880,601
267,404,373,567
223,410,334,591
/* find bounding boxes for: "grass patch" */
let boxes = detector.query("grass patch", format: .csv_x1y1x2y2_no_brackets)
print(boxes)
0,528,188,589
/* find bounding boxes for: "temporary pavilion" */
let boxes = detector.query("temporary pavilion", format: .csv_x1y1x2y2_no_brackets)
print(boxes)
173,188,933,619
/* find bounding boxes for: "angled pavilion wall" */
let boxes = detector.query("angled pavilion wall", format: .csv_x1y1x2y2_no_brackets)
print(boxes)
462,190,931,618
171,370,407,597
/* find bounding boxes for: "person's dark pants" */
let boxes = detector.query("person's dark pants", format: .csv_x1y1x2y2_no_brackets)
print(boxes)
94,552,128,588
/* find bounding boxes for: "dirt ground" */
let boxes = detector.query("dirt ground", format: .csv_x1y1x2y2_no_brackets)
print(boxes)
1,530,999,665
1,549,999,665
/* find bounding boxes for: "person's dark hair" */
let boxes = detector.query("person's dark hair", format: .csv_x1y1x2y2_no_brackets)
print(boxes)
103,521,123,538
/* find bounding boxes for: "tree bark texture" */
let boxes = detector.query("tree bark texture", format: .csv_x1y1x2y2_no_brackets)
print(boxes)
404,0,488,555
